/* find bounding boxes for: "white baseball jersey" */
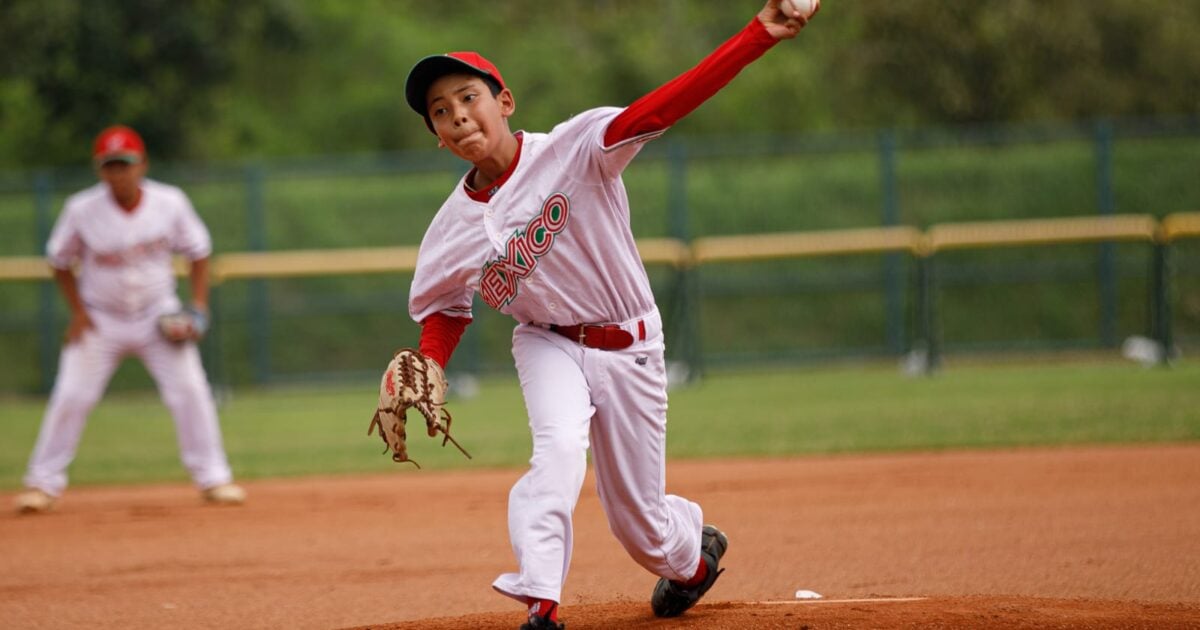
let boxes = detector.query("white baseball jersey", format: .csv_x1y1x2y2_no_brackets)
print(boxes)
47,179,211,317
409,107,705,606
410,107,661,326
24,178,234,497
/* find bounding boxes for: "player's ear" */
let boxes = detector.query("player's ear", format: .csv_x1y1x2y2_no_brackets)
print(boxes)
497,88,515,118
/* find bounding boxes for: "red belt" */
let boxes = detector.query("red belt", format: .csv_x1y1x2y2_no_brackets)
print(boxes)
549,321,646,350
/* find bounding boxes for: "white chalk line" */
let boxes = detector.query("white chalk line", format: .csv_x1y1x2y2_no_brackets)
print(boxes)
747,597,929,606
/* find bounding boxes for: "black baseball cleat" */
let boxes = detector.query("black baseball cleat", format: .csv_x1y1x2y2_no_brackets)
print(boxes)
519,610,565,630
650,524,729,617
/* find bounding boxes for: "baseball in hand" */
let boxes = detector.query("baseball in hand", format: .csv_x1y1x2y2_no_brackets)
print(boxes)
780,0,818,20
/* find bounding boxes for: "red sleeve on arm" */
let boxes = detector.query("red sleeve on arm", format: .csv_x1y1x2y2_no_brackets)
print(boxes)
419,312,471,369
604,18,778,146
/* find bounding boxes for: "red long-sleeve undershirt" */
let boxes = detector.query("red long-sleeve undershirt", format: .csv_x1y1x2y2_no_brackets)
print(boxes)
603,18,777,146
418,18,777,368
419,312,470,369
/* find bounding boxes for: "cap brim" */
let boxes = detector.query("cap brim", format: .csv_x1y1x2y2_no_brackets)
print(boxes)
404,55,494,117
95,152,143,166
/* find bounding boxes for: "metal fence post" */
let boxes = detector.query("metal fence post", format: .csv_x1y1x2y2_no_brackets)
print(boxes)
205,283,230,401
457,294,483,373
245,164,271,384
1151,241,1173,366
917,254,940,375
879,130,905,354
34,170,56,394
666,140,702,381
1094,121,1117,347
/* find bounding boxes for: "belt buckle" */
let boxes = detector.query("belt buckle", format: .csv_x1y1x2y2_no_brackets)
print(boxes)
578,326,589,345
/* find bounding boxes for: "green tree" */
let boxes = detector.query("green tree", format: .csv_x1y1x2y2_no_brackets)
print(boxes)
4,1,1200,166
833,0,1200,125
210,0,837,154
0,0,303,167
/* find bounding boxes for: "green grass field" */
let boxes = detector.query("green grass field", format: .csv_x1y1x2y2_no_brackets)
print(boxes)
1,359,1197,491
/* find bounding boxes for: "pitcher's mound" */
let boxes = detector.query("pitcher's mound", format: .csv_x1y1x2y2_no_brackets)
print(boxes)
345,595,1200,629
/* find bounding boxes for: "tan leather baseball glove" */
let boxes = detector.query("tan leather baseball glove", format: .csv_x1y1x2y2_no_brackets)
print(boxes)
368,348,471,468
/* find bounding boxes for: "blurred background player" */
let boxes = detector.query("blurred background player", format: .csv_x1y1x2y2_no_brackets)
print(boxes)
401,1,817,627
13,125,245,514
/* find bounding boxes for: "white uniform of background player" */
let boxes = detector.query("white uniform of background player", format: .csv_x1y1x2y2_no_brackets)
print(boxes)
402,4,816,627
14,126,245,513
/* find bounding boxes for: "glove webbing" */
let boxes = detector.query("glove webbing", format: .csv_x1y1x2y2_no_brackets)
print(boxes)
368,349,472,468
368,406,472,468
404,350,471,459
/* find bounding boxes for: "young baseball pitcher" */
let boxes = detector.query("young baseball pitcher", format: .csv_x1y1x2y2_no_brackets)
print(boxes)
399,2,818,627
13,126,245,514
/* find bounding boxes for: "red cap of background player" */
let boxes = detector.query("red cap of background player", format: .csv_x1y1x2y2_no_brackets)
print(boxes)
93,125,146,165
405,52,507,133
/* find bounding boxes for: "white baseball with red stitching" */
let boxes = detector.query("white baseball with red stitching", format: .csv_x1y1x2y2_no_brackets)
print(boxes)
780,0,818,20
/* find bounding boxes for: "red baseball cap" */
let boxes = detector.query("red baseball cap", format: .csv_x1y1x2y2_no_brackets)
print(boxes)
405,52,507,133
93,125,146,165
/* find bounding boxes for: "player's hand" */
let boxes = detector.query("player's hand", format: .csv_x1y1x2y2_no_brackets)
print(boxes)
758,0,819,40
64,311,94,344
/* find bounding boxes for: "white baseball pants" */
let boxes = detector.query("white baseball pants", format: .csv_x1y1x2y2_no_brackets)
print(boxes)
492,309,704,604
23,308,234,496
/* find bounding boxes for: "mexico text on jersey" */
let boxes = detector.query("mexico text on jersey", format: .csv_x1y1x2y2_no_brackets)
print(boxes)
480,192,570,309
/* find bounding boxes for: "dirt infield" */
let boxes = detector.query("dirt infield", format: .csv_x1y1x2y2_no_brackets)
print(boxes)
2,444,1198,629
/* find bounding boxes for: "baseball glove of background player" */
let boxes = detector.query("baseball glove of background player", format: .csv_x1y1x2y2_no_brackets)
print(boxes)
368,348,471,468
157,305,209,343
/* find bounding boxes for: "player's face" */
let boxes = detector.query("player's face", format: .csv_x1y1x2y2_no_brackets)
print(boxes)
426,74,514,163
97,159,147,204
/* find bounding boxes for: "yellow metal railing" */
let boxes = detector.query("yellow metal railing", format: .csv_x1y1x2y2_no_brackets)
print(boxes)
0,256,51,281
692,226,921,263
924,214,1158,254
212,246,420,281
1160,211,1200,242
4,213,1198,282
